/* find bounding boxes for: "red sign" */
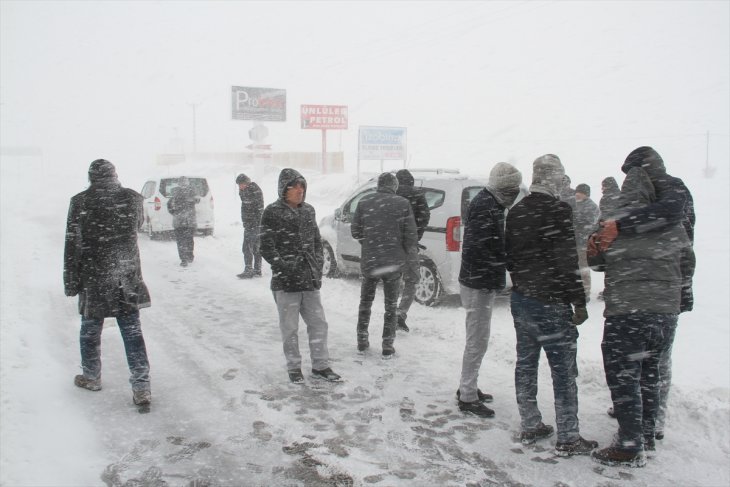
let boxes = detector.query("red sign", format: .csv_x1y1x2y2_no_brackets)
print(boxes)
301,105,348,130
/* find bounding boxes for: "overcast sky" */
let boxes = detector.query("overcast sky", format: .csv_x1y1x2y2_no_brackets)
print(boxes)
1,0,728,187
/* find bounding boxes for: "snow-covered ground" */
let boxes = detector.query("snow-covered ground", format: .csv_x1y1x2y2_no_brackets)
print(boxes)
1,158,728,487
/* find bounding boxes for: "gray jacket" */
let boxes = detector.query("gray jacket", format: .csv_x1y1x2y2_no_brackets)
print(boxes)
351,187,418,278
590,167,690,316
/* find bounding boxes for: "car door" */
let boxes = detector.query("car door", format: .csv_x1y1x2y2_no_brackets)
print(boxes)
334,187,376,272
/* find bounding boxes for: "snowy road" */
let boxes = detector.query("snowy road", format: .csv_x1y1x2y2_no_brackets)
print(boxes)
1,164,728,487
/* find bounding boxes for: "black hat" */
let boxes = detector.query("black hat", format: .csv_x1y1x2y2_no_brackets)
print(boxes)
378,172,399,192
236,173,251,185
575,183,590,196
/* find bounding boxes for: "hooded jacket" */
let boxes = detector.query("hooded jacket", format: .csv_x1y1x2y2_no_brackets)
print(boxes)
64,165,151,318
589,167,691,316
395,170,431,241
351,173,418,278
599,177,621,220
239,181,264,229
259,168,323,292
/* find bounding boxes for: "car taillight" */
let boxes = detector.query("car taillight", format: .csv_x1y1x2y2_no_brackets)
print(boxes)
154,197,161,211
446,216,461,251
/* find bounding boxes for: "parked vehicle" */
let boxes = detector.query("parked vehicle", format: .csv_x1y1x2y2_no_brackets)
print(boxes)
140,176,215,239
319,169,522,306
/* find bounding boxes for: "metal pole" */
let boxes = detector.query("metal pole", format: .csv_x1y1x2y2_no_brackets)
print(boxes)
322,129,327,174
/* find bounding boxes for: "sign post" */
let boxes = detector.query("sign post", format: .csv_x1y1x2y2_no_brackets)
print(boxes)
232,86,286,179
357,126,407,181
301,104,348,174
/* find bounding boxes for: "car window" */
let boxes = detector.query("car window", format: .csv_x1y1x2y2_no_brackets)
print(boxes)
462,186,484,219
342,188,377,221
160,178,209,197
421,188,445,210
141,181,156,198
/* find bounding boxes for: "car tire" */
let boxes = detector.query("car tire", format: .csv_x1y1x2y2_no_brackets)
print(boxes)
322,241,338,278
414,259,442,306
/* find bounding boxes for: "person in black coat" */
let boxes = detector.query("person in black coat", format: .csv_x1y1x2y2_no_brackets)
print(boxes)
351,172,418,357
457,162,522,418
64,159,152,406
167,176,199,267
394,169,431,332
506,154,597,456
259,168,341,383
236,173,264,278
599,177,621,220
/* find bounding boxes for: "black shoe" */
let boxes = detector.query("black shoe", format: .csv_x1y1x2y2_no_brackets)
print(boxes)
654,431,664,440
357,341,369,352
133,390,151,406
74,375,101,391
236,270,248,278
555,436,599,456
607,406,616,418
458,400,495,418
591,446,647,468
253,269,262,277
237,269,254,279
312,367,342,382
180,261,188,267
644,435,656,451
520,423,554,445
396,316,410,332
456,388,493,403
288,369,304,383
382,345,395,358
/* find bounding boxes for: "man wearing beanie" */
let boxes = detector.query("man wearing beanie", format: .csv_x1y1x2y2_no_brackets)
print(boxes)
64,159,153,409
235,173,264,279
456,162,522,418
395,169,431,332
505,154,597,456
573,183,599,299
351,172,418,357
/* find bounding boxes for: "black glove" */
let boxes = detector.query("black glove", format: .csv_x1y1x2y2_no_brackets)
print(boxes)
571,305,588,326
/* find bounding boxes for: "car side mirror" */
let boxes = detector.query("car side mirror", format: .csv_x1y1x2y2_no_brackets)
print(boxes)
334,208,342,221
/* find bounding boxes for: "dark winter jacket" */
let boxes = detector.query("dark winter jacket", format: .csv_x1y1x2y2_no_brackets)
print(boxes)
351,179,418,279
64,179,151,319
599,176,621,220
589,167,691,316
616,146,696,311
506,192,585,307
395,169,431,241
239,181,264,229
573,197,600,248
167,184,199,229
259,168,323,292
459,188,508,290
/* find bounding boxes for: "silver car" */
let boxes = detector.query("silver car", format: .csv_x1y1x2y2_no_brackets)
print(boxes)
319,169,492,306
140,176,215,239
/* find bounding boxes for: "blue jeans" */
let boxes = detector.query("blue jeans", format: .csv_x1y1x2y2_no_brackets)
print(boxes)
602,313,676,451
80,311,150,391
511,291,580,443
357,271,402,348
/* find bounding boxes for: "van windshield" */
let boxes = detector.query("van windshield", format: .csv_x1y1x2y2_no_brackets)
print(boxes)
160,178,209,197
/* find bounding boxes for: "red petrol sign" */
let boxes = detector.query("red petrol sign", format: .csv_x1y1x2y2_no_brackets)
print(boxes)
301,105,348,130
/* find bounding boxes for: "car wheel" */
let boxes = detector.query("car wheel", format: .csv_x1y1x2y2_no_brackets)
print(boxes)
322,242,338,278
414,259,441,306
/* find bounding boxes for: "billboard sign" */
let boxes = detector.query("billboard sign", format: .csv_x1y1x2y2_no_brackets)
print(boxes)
301,105,348,130
358,126,407,160
231,86,287,122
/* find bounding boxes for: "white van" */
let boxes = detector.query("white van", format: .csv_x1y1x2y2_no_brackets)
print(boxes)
319,169,506,306
140,176,215,239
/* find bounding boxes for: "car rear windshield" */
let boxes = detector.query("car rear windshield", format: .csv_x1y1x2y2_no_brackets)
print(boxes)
159,178,209,197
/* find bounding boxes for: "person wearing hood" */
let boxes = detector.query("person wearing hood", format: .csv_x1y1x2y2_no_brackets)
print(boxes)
351,172,418,357
64,159,152,408
559,174,577,211
394,169,431,332
456,162,522,418
235,173,264,279
505,154,597,457
588,158,693,467
599,177,621,221
167,176,200,267
589,146,695,465
259,168,341,383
